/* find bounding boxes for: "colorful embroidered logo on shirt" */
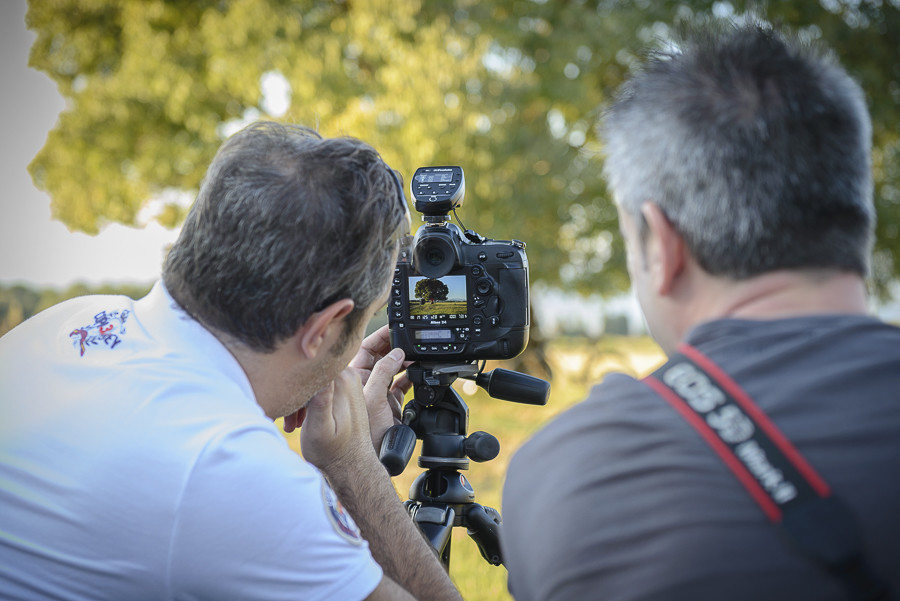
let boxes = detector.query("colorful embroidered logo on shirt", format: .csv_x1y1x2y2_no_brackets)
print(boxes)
321,479,363,545
69,309,131,357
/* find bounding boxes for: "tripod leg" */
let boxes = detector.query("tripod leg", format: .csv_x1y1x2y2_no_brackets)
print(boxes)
465,504,503,566
411,505,456,569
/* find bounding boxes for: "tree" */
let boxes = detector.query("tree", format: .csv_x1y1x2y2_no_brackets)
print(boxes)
414,278,449,303
464,0,900,294
26,0,900,296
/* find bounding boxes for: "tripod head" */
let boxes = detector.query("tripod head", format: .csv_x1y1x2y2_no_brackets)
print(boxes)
379,361,549,567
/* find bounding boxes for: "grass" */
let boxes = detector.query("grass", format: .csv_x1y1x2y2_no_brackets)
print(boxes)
281,335,665,600
410,300,469,316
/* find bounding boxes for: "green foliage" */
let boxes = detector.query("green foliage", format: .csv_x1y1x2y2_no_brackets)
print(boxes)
413,277,450,302
25,0,900,296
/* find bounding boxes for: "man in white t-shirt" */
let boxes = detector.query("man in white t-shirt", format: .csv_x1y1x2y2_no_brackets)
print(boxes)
0,121,462,601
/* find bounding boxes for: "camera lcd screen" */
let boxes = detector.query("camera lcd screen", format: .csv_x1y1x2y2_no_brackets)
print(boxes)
414,329,453,342
408,275,468,320
417,172,454,183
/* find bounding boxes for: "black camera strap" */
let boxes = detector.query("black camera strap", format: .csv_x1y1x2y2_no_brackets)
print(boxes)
643,344,890,601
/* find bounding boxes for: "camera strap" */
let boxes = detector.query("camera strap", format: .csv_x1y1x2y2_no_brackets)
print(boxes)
643,343,890,601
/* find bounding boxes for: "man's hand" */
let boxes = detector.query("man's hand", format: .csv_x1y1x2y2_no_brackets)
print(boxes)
299,369,373,476
298,330,463,601
349,326,412,450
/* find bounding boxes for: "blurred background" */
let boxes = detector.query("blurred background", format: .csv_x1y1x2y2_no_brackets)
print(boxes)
2,1,899,598
4,0,900,337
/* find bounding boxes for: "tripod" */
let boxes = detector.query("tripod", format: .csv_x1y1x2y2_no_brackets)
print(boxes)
379,361,549,568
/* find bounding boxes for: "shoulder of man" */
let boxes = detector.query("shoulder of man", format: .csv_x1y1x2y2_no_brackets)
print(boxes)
508,371,663,469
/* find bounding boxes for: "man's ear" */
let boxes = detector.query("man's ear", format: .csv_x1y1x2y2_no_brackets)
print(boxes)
296,299,355,358
641,202,686,296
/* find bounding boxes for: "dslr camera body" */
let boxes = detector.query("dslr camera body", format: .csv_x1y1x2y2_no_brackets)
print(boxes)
389,166,529,362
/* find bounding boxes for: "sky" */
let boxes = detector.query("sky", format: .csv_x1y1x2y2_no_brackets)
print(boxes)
0,0,180,289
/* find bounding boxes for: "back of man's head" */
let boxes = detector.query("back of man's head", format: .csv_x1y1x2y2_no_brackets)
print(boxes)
163,121,407,352
602,18,874,278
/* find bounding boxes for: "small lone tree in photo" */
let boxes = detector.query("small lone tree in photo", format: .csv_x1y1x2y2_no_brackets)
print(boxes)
414,278,449,304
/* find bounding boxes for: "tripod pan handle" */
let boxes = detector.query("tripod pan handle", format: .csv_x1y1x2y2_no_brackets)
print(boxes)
379,423,417,477
476,368,550,405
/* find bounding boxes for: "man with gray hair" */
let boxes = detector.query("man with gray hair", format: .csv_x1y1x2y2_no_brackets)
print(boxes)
502,19,898,601
0,122,462,601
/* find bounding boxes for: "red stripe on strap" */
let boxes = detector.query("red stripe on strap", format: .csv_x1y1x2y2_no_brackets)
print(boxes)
677,344,831,497
645,375,783,522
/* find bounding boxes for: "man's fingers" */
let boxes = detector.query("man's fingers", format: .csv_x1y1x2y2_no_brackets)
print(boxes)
391,373,413,396
365,348,406,396
302,383,336,435
388,389,403,422
362,325,391,352
283,407,307,433
350,325,392,372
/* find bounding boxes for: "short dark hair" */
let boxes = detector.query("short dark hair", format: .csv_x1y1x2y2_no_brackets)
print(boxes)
602,18,874,278
163,121,407,351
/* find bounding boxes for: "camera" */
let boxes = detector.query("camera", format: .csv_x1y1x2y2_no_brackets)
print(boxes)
388,166,530,362
380,167,548,567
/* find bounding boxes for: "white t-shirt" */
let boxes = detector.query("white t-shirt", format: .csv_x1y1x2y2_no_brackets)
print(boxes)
0,282,382,600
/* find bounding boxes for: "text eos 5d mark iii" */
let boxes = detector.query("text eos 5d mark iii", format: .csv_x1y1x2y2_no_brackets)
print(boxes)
388,166,529,362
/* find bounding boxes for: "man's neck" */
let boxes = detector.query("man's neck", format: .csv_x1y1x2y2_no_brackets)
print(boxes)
661,269,869,354
163,282,311,419
711,269,869,321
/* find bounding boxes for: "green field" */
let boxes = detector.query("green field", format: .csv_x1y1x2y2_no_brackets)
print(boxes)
282,335,665,601
410,300,468,316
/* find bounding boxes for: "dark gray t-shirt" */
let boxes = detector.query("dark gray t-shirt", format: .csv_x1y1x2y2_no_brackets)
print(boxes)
502,315,900,601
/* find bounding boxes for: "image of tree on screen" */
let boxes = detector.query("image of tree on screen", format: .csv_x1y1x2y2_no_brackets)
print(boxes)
410,276,467,316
